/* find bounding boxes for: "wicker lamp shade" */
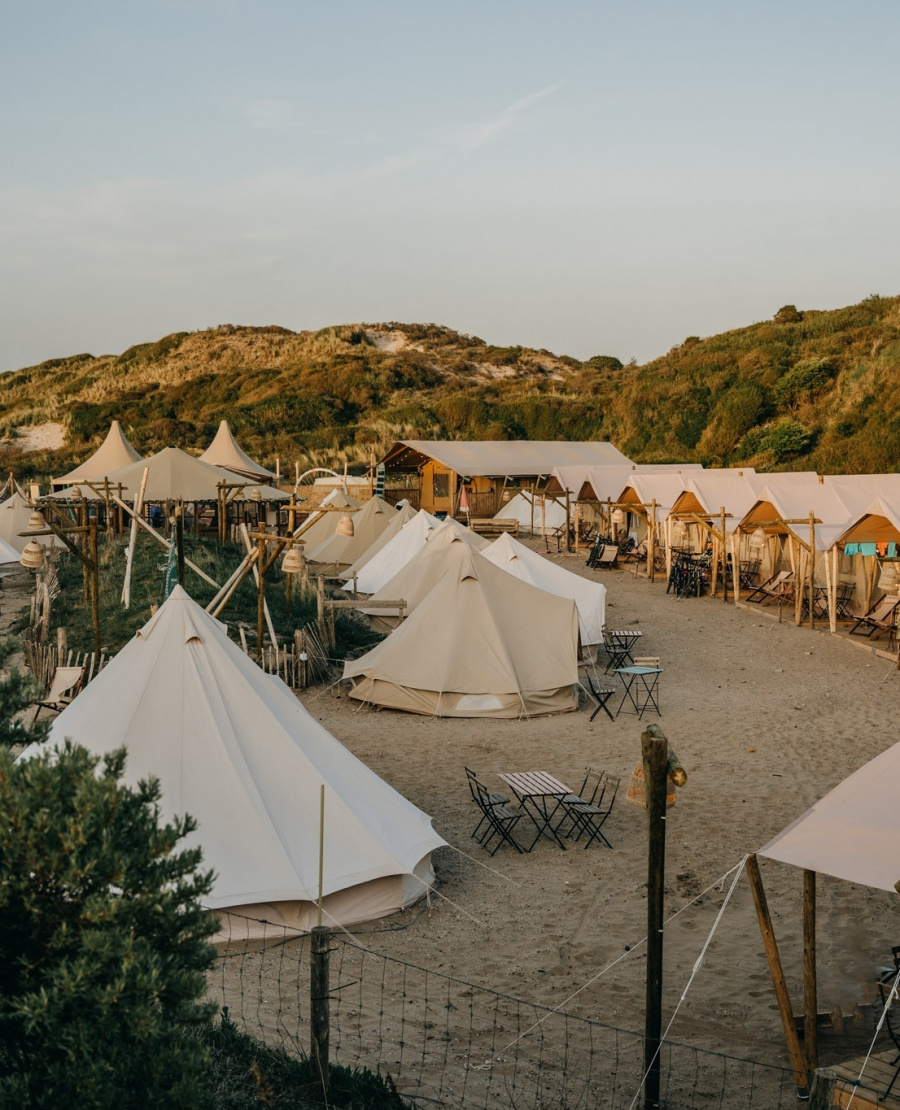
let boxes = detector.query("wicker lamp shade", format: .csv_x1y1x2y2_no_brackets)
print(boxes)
20,541,44,570
282,546,305,575
335,514,354,537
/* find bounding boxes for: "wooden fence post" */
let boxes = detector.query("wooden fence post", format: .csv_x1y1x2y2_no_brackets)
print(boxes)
642,724,668,1110
309,925,331,1102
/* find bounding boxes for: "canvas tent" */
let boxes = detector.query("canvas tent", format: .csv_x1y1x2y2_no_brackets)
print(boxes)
0,536,21,565
344,545,579,717
339,500,417,583
53,420,142,488
295,489,362,550
306,495,398,568
343,509,440,596
493,490,566,535
19,588,445,937
482,533,607,646
199,419,277,481
0,491,60,553
358,520,489,625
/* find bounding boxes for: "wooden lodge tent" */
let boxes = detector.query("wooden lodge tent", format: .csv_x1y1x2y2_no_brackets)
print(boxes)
378,440,632,518
827,494,900,633
482,532,607,646
199,419,277,481
52,420,142,489
306,494,398,568
359,520,489,627
338,500,418,584
19,587,445,938
344,544,579,718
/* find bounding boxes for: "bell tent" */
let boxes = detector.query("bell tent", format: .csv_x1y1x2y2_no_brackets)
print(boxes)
339,501,418,583
200,420,277,481
53,420,142,488
343,508,440,596
306,495,398,568
19,587,445,937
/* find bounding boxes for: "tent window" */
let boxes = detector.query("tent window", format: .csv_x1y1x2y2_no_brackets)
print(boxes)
433,473,450,499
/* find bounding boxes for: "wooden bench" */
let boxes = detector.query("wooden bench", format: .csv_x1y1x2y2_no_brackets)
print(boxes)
469,518,519,537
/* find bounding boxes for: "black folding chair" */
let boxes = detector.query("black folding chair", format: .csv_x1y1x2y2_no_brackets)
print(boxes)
599,628,643,673
876,950,900,1103
564,773,620,849
583,674,616,721
465,767,511,845
471,777,525,855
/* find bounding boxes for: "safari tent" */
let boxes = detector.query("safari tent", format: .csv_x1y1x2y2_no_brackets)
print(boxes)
306,495,398,568
344,545,579,718
482,532,607,646
200,419,277,481
20,587,445,937
52,420,142,488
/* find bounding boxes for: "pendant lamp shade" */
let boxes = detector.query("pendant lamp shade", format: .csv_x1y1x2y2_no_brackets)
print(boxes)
611,508,627,526
878,563,900,593
28,510,46,531
749,527,767,549
20,541,45,570
282,545,305,575
336,514,355,537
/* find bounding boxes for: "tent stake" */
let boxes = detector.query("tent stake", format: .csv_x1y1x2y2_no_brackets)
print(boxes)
745,854,809,1097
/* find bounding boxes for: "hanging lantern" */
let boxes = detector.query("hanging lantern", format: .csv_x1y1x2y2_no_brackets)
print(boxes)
611,508,627,525
749,527,767,549
878,563,900,593
336,514,354,537
247,486,262,502
28,510,46,530
19,541,44,570
670,519,687,542
282,545,305,575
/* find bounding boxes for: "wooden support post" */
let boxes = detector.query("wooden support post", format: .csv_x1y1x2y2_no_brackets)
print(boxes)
829,546,838,634
745,854,809,1097
648,500,656,582
808,512,816,630
565,489,572,552
309,925,331,1103
88,516,101,661
642,724,668,1110
175,502,185,588
720,507,727,603
257,533,266,658
803,869,818,1073
574,502,581,555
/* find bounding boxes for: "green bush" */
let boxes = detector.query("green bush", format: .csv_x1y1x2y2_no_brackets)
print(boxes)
774,304,802,323
773,358,837,406
585,355,623,370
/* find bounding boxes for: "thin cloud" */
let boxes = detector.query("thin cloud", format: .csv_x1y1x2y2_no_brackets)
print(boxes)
453,82,564,152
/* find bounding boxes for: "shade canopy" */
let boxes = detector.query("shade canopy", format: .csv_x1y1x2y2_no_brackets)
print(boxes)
199,420,277,481
20,587,445,933
759,740,900,893
344,545,579,718
307,495,398,567
482,533,607,645
53,421,142,487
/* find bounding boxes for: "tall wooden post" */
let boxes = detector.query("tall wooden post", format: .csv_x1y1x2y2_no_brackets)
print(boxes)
803,870,818,1072
648,500,656,582
642,725,668,1110
175,502,185,587
565,490,572,552
746,854,809,1097
720,507,727,602
309,925,331,1103
257,534,267,659
88,516,101,661
808,512,816,630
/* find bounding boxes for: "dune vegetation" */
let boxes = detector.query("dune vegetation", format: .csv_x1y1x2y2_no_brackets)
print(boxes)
1,294,899,479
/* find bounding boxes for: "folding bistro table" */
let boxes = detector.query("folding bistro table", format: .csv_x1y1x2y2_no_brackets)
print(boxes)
602,629,643,673
498,771,572,850
614,665,662,718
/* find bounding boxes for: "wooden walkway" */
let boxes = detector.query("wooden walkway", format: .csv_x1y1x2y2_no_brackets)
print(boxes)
832,1047,900,1108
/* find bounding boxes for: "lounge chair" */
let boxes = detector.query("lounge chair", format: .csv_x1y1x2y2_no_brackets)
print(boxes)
587,543,618,569
849,595,900,639
744,570,793,604
33,665,86,722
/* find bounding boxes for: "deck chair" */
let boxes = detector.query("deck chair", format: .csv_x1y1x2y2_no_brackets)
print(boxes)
849,595,900,639
587,543,618,569
472,779,525,856
744,570,793,604
621,542,647,565
33,665,86,722
562,771,620,849
465,767,511,844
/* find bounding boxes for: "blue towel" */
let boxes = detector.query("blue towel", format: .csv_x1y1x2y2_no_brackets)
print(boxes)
889,543,898,558
844,543,859,555
861,542,878,557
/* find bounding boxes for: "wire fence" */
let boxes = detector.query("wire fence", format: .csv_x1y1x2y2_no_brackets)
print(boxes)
207,914,796,1109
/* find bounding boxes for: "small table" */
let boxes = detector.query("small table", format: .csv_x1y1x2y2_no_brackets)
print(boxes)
614,666,662,718
602,629,643,673
498,771,572,850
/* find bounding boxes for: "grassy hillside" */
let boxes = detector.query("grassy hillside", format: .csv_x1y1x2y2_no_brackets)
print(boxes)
2,295,899,479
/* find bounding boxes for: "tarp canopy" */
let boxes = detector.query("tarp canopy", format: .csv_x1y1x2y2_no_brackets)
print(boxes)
669,471,762,535
344,545,579,718
19,587,445,933
759,740,900,893
343,509,439,596
359,519,488,620
199,420,277,481
482,533,607,645
53,421,142,487
339,501,417,582
307,495,398,567
380,440,632,477
835,496,900,546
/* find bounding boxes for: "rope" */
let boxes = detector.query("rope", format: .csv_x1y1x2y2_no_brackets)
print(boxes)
627,854,748,1108
845,965,900,1108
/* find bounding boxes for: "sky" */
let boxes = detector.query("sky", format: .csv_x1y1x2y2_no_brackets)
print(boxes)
2,0,899,374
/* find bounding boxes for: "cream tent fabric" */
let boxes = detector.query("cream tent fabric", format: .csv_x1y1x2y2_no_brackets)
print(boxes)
200,420,277,481
344,545,579,718
53,421,142,487
385,440,632,476
759,740,900,893
307,495,398,567
345,509,440,596
19,587,445,936
0,536,21,565
670,471,763,536
482,533,607,645
339,501,417,583
295,489,362,550
0,492,60,553
835,496,900,546
93,447,239,502
550,463,703,503
494,491,566,534
360,520,488,623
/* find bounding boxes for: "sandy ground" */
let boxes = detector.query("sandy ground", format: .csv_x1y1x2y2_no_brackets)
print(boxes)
300,541,900,1071
8,422,66,452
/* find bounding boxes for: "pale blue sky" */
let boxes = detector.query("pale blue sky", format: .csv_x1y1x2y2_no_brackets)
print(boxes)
2,1,898,373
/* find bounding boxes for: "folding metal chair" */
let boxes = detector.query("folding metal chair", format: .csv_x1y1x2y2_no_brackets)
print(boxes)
876,948,900,1102
565,773,620,849
465,767,511,845
583,675,616,721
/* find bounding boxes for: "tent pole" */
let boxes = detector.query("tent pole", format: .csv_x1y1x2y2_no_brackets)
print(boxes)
745,854,809,1097
731,532,741,603
721,507,727,602
803,869,818,1071
808,512,815,630
824,546,836,634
